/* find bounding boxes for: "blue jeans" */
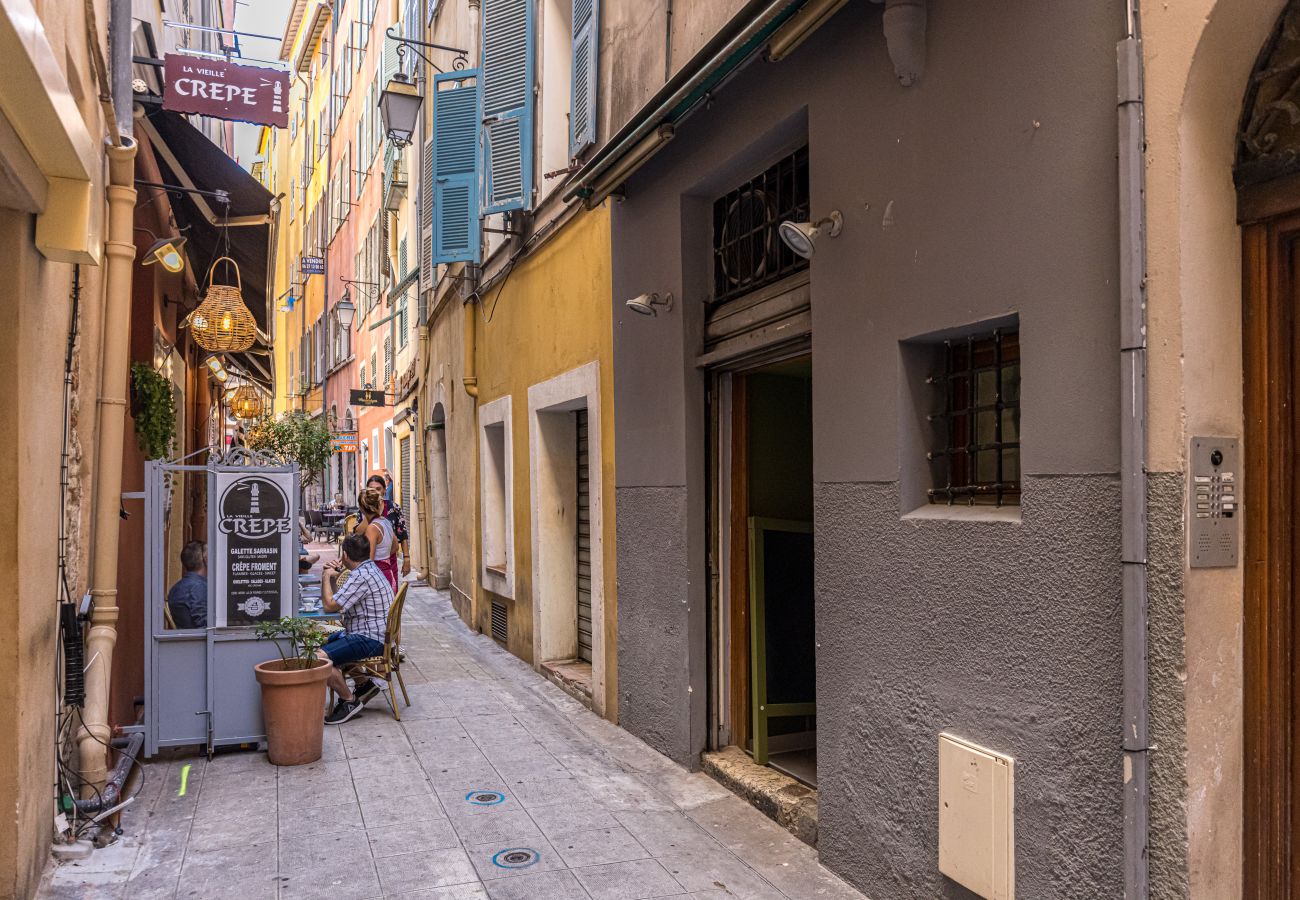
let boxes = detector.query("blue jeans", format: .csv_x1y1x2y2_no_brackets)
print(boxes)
323,630,383,665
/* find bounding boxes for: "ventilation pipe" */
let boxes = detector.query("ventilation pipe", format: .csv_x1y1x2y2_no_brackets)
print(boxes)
874,0,927,87
78,0,138,794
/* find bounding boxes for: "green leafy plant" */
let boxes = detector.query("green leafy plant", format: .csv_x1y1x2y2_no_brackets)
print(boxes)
130,363,177,459
244,411,335,486
254,617,328,669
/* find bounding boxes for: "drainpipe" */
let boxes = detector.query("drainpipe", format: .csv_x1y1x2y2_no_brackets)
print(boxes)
462,299,479,398
79,138,138,794
78,0,139,794
880,0,926,87
1117,1,1149,897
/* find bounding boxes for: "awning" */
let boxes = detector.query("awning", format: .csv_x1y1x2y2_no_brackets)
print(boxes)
140,107,278,388
563,0,805,206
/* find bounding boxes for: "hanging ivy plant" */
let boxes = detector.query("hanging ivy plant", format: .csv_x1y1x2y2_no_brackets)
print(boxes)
130,362,177,460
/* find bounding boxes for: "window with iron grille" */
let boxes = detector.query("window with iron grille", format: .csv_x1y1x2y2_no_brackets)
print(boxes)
711,146,810,305
927,329,1021,506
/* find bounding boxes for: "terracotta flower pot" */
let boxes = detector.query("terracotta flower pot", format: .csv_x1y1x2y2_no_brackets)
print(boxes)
254,658,332,766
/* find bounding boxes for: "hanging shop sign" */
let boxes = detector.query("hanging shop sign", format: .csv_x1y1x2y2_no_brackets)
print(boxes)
211,470,295,627
332,431,359,453
163,55,290,128
350,388,388,408
301,256,326,275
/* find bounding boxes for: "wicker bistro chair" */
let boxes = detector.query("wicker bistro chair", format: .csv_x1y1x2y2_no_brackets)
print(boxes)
340,583,411,720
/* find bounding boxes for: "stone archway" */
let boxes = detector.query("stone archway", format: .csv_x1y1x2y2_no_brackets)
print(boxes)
427,402,452,589
1144,2,1286,898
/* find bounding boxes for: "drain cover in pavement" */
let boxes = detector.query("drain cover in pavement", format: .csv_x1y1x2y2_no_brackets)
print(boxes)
465,790,506,806
492,848,539,869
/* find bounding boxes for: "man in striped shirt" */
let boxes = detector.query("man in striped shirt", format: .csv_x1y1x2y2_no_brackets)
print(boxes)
318,532,394,724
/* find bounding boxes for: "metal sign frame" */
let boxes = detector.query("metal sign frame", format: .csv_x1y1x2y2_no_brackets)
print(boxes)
144,448,300,757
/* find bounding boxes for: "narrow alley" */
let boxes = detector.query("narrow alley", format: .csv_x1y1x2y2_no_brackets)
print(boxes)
39,582,864,900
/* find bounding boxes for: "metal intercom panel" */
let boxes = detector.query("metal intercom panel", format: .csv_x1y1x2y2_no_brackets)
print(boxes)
1190,437,1239,569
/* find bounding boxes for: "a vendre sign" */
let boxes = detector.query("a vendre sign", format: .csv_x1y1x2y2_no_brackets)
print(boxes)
163,54,290,129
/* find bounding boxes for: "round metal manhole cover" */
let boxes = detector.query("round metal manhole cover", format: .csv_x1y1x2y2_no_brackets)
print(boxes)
465,790,506,806
492,848,540,870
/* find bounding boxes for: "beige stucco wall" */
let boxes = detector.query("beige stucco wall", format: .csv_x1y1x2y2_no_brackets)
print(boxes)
1143,2,1287,896
423,287,481,626
0,0,113,895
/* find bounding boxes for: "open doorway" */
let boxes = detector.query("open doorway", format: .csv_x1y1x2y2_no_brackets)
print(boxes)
713,355,816,786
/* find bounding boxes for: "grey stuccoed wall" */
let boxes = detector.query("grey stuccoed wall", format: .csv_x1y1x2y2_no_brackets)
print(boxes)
610,0,1137,894
814,478,1123,898
1148,472,1190,900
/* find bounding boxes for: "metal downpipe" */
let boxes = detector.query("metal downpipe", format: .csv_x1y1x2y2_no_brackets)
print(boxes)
78,135,137,793
462,299,479,399
1118,0,1149,896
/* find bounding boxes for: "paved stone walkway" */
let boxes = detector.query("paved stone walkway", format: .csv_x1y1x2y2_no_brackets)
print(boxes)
40,583,866,900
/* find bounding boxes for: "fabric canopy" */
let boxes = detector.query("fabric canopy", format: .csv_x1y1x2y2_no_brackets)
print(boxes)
143,107,276,387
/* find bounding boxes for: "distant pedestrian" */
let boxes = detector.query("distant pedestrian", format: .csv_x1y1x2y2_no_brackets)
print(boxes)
358,488,400,592
367,473,411,578
166,541,207,629
381,469,395,504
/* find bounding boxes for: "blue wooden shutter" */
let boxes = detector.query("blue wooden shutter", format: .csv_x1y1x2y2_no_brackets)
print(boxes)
421,135,434,283
432,70,482,264
481,0,534,213
569,0,598,158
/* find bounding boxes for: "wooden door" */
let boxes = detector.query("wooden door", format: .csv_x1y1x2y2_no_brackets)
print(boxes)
1244,213,1300,899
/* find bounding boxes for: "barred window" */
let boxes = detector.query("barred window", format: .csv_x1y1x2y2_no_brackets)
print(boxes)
711,146,810,305
928,329,1021,506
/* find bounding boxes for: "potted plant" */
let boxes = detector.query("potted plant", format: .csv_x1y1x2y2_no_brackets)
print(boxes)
253,617,332,766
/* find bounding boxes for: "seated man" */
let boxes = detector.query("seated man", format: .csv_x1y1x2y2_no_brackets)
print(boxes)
318,532,394,724
166,541,208,629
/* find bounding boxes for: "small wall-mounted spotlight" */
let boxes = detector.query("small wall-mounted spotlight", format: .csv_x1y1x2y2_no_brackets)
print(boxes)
625,292,674,317
205,355,229,383
778,210,843,259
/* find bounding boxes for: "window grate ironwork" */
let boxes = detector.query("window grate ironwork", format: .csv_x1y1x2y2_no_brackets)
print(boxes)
711,146,810,304
928,329,1021,506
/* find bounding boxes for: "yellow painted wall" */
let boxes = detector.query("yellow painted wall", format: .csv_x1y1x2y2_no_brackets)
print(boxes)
471,205,618,718
271,12,331,414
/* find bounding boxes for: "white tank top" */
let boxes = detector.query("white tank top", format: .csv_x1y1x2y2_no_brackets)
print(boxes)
372,516,395,560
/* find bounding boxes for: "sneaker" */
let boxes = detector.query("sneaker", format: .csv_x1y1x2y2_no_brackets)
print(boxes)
353,679,380,706
324,697,364,725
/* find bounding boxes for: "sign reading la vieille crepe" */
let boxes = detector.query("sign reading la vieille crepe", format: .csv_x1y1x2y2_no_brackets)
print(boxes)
163,55,290,129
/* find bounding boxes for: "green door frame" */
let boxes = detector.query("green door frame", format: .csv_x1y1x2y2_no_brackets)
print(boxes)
748,516,816,766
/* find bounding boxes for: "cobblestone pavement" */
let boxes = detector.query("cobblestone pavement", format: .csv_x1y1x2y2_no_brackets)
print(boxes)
39,583,867,900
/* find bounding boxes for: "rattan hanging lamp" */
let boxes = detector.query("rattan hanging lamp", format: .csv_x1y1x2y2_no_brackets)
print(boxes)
229,383,264,420
191,256,257,352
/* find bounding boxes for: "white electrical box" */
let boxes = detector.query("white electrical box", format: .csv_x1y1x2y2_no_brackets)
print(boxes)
938,733,1015,900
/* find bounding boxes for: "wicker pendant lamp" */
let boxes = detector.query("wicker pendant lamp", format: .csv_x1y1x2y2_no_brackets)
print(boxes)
230,384,264,420
192,257,257,352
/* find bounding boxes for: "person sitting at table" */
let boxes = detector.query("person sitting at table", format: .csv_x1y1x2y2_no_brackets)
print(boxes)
318,532,394,724
166,541,207,629
298,517,320,572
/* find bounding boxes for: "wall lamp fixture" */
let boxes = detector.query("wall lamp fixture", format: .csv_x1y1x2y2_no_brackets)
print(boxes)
135,226,188,273
626,292,673,317
778,211,843,259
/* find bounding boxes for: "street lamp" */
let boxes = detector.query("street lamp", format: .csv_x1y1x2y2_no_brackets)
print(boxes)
335,292,357,329
379,73,423,148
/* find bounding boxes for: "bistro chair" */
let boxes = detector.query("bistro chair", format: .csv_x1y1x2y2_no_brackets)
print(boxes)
340,583,410,721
